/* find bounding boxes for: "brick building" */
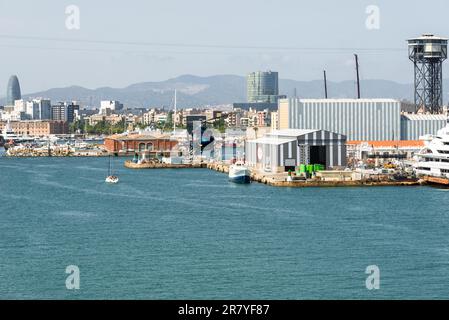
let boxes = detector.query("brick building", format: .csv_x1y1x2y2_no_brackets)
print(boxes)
0,120,68,136
104,133,178,155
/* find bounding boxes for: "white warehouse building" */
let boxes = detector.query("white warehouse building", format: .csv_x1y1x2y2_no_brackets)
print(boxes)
278,98,402,141
245,129,347,173
400,114,447,140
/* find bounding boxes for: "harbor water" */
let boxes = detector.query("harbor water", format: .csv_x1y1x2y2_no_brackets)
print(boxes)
1,156,449,299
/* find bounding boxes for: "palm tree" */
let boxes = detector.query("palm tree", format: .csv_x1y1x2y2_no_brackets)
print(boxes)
253,126,259,139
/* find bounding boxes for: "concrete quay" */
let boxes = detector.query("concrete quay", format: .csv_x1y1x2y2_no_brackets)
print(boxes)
207,162,421,188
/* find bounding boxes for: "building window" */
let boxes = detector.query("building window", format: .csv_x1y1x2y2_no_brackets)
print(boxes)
146,143,153,151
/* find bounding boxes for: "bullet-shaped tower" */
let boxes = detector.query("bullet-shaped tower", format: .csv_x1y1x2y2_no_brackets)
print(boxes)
408,34,448,113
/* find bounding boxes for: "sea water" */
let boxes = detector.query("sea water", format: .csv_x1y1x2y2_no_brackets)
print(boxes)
1,157,449,299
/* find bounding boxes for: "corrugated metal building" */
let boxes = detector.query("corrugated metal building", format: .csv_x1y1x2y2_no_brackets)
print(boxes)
245,129,347,173
400,114,447,140
278,98,402,141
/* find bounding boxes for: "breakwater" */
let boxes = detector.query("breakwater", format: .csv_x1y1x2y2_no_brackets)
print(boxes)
124,160,207,169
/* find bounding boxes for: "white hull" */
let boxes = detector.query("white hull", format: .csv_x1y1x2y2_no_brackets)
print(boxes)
415,121,449,181
229,162,251,184
105,176,119,184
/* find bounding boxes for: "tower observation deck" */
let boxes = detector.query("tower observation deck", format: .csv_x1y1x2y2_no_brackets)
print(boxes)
408,34,448,113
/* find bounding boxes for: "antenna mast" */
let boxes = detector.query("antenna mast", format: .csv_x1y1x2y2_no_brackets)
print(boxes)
323,70,328,99
173,89,177,134
354,54,361,99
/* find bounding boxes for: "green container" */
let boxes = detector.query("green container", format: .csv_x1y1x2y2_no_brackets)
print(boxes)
299,164,306,173
314,164,325,172
306,165,314,174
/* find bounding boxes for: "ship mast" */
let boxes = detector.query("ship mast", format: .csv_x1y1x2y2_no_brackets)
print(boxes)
173,89,177,135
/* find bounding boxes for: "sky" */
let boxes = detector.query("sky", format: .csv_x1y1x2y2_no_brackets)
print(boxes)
1,0,449,94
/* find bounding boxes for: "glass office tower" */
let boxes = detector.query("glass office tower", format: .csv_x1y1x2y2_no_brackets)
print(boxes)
6,75,22,106
247,71,279,103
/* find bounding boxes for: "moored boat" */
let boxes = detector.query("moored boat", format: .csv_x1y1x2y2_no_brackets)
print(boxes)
415,118,449,186
229,160,251,184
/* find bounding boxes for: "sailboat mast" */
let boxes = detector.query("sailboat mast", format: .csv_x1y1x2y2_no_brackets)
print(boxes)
108,155,112,176
173,89,177,134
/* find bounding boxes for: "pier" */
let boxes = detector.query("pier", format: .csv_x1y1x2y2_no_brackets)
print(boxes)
207,162,421,188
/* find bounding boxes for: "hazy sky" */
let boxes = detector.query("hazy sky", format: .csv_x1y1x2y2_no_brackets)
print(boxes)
1,0,449,94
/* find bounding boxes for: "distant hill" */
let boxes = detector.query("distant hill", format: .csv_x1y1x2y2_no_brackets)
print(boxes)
0,74,429,108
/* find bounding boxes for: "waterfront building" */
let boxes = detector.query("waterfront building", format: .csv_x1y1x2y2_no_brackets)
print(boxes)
346,140,425,164
400,114,447,140
6,75,21,106
278,98,402,141
245,129,347,173
0,120,68,136
104,133,178,155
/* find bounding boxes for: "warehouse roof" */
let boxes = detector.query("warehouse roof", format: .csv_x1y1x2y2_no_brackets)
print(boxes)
401,114,447,121
268,129,319,138
248,136,297,145
280,98,400,103
248,128,346,145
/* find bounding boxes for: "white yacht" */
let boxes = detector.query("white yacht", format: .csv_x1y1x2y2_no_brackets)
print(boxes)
229,160,251,184
0,121,34,148
415,119,449,184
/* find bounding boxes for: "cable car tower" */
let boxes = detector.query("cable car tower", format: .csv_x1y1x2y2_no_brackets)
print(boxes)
408,34,448,113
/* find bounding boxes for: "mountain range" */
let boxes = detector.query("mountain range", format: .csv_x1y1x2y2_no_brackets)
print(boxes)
0,74,433,108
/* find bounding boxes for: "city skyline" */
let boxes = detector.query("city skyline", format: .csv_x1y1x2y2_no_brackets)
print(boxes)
1,0,449,94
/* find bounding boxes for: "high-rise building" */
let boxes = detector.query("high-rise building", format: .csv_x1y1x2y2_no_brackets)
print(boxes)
25,99,51,120
247,71,279,103
36,99,52,120
100,100,124,115
51,102,79,123
26,101,40,120
6,75,22,106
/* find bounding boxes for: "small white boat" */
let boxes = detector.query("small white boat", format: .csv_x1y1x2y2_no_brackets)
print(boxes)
105,175,119,184
105,155,119,184
229,161,251,184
